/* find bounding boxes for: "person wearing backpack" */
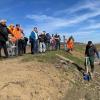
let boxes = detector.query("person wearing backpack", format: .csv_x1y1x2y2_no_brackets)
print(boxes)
85,41,99,77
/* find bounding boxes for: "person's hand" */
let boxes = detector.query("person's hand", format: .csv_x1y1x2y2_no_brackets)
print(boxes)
6,41,9,45
85,55,87,57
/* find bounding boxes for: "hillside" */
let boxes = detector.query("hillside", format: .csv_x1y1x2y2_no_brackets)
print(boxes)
0,44,100,100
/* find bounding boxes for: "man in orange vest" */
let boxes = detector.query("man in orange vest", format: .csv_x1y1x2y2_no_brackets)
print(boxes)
8,24,17,43
13,24,24,56
66,36,74,53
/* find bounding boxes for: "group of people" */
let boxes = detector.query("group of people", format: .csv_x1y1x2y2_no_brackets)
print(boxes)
0,19,99,79
0,20,61,58
65,35,100,78
0,20,28,58
29,27,61,54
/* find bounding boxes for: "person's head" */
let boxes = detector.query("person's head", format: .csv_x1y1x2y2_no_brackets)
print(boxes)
88,41,93,46
0,19,7,26
46,33,50,35
68,37,72,41
52,34,54,37
55,34,57,36
8,33,13,39
9,24,14,29
33,27,38,33
58,35,60,37
16,24,20,29
69,36,74,41
43,31,46,34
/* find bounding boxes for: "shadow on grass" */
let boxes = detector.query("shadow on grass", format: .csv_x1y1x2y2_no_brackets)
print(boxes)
72,63,85,74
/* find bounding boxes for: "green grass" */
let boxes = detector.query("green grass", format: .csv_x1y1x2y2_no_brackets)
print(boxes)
74,44,85,53
21,51,58,63
21,44,87,65
21,49,84,65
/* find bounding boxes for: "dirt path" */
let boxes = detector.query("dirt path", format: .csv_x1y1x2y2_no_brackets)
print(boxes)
0,57,69,100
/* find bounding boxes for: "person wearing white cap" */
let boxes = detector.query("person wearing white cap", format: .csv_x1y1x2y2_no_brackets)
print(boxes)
0,19,7,23
0,19,9,58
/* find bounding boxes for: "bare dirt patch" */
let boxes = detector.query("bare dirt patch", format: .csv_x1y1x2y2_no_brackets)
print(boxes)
0,57,69,100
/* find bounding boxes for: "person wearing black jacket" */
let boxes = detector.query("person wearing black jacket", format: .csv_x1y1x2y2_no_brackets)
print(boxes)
0,20,9,58
85,41,99,74
38,31,46,53
22,37,28,54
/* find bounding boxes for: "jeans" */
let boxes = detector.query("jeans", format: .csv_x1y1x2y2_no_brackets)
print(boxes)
31,39,38,54
39,42,46,53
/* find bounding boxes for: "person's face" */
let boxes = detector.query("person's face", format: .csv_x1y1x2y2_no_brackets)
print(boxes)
16,25,20,29
34,27,38,32
43,31,46,34
10,25,14,29
1,22,6,25
88,43,92,47
90,43,92,47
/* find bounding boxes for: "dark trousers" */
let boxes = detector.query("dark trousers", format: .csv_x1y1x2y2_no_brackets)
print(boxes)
31,39,38,54
23,45,27,54
17,39,23,56
22,40,27,54
85,56,95,73
55,42,60,50
89,57,95,73
46,42,50,51
58,42,60,50
0,41,8,57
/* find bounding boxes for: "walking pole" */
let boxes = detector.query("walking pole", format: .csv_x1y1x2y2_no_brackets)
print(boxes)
63,35,66,51
85,57,89,73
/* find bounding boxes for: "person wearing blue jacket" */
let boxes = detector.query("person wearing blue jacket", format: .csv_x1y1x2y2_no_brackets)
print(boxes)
30,27,38,54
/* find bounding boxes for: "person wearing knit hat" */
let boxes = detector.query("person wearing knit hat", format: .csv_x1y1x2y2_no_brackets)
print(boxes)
85,41,99,78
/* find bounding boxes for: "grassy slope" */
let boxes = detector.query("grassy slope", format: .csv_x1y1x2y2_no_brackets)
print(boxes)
21,44,100,100
22,44,85,64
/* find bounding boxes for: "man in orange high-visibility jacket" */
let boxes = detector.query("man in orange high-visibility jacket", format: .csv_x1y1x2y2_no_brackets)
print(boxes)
8,24,17,43
66,36,74,52
8,24,14,34
13,24,24,56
